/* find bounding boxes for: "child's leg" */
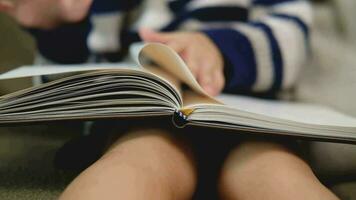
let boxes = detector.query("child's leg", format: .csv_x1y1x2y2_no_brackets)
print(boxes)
59,128,197,200
219,141,339,200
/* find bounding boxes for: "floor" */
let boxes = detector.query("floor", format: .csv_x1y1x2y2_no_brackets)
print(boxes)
0,125,81,200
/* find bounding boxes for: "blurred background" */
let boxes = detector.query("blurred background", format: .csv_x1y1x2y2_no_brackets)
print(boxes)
0,0,356,199
0,14,34,71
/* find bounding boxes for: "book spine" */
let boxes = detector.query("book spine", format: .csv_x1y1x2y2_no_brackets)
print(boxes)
172,110,189,128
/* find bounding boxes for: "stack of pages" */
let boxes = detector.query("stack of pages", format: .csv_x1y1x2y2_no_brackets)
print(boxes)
1,43,355,143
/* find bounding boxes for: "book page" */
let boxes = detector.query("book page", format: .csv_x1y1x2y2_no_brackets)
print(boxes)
217,94,356,127
0,68,183,124
137,43,219,105
0,43,219,106
144,65,182,95
0,63,135,80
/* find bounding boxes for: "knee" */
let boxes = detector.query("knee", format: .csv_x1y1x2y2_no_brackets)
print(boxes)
224,140,307,170
100,128,197,196
219,141,314,199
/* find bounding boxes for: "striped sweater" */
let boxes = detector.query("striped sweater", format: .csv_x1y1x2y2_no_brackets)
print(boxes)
28,0,312,95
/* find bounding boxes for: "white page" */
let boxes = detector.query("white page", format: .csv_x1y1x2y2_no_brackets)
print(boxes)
217,94,356,127
0,42,147,80
0,63,136,80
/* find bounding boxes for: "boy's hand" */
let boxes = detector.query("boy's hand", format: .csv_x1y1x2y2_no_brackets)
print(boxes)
0,0,92,29
139,29,225,96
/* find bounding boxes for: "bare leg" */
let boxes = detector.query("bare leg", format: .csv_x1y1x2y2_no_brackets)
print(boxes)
219,141,339,200
59,128,196,200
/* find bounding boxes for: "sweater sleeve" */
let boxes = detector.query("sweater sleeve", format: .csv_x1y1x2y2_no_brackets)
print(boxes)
202,0,312,94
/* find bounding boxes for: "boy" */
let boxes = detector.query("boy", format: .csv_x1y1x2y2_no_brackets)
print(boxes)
0,0,340,199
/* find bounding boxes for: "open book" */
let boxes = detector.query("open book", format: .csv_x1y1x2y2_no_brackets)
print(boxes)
1,43,356,143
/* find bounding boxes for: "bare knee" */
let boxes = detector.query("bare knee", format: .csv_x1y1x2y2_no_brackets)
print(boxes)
220,141,309,185
61,128,196,200
99,128,197,198
219,141,339,200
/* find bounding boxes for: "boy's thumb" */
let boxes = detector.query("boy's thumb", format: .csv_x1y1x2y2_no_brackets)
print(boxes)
139,28,171,43
0,0,14,13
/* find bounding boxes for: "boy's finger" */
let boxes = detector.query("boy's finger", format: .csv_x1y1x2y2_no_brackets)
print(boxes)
212,69,225,94
166,40,185,54
197,68,213,95
186,57,199,77
0,0,14,13
60,0,93,23
201,82,217,96
199,65,224,96
139,28,173,43
184,49,200,77
199,61,215,85
200,76,216,95
200,71,213,88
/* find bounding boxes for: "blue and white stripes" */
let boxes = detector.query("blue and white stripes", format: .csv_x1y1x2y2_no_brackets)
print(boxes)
235,23,275,92
251,0,312,91
131,0,312,94
184,0,312,93
28,0,312,94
